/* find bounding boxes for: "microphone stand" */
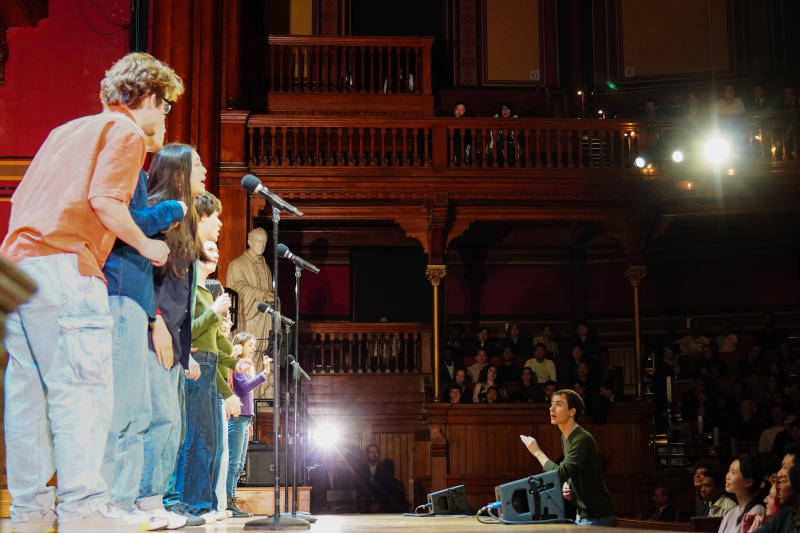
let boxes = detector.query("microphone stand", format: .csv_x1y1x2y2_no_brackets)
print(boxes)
245,207,308,531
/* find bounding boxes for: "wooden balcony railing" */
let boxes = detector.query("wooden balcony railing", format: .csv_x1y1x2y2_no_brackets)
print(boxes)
297,322,432,374
241,112,798,171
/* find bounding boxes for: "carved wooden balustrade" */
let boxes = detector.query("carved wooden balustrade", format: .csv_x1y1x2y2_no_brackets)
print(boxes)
297,322,432,375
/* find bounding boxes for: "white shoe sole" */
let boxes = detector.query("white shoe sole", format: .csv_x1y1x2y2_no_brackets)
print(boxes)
59,519,150,533
10,522,58,533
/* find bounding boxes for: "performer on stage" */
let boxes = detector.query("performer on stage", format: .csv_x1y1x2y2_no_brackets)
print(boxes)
522,389,615,526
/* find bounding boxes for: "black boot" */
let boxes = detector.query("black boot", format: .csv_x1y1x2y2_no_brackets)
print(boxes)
227,497,253,518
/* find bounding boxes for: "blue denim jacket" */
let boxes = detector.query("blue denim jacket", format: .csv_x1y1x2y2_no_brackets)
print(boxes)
104,169,184,320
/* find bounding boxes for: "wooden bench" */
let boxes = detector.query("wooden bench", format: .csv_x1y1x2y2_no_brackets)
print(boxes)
614,516,723,532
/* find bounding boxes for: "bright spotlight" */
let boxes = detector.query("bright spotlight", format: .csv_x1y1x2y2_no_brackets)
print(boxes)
634,156,646,168
312,424,339,447
704,138,730,164
671,150,684,163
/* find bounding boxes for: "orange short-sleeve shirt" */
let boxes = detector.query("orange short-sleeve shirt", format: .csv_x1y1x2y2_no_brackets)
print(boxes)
1,106,146,282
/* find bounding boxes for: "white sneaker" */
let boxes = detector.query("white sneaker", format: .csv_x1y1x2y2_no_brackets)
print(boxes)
215,510,228,521
225,510,233,518
198,512,217,524
59,503,151,533
10,509,58,533
150,508,189,530
126,509,169,531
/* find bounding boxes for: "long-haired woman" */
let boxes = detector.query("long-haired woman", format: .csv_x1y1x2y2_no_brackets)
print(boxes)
718,456,764,533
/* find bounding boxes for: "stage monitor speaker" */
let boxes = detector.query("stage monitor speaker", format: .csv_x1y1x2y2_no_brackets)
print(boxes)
427,485,469,516
245,443,296,487
494,471,566,523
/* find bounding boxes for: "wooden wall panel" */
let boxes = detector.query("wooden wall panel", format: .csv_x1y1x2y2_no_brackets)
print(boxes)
372,432,416,511
484,0,540,82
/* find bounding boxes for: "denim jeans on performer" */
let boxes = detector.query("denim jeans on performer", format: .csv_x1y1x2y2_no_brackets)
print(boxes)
213,393,228,512
226,416,251,499
161,370,186,510
4,253,114,521
137,355,184,511
100,295,152,510
175,350,218,515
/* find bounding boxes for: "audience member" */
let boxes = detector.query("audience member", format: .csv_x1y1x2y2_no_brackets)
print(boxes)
780,88,797,109
576,362,600,396
743,476,780,531
641,99,664,120
715,319,739,352
559,345,590,389
717,85,746,114
544,380,559,403
732,379,755,410
718,457,765,533
525,343,558,383
490,103,519,167
473,364,507,403
586,380,618,425
693,344,729,378
695,459,718,517
748,84,773,112
472,326,497,358
777,342,800,376
769,362,792,389
599,380,621,403
449,102,474,166
701,469,737,517
355,444,400,513
643,487,675,521
498,346,522,383
760,377,784,419
734,400,767,442
744,443,800,533
755,312,788,351
485,386,502,404
771,418,800,459
501,323,532,358
655,344,690,382
510,368,546,403
439,345,461,386
446,323,467,358
571,320,602,359
761,405,790,454
682,318,711,355
681,376,717,436
739,345,768,378
309,451,355,514
467,349,489,384
533,323,560,356
710,394,735,440
453,101,475,118
684,93,706,117
453,369,472,403
448,386,463,404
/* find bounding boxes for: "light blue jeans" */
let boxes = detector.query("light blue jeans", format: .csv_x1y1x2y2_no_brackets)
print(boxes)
226,416,251,499
137,354,183,511
213,393,229,512
4,253,114,521
576,515,615,526
100,295,151,510
161,370,186,509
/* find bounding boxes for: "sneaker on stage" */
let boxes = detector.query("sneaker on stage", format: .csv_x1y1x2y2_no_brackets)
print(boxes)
10,509,58,533
163,503,206,527
227,497,253,518
58,503,151,533
126,509,169,531
149,508,188,530
215,510,228,521
197,512,218,524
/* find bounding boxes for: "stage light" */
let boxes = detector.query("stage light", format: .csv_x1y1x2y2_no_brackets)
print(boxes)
606,81,618,90
671,150,684,163
312,424,339,447
634,156,646,168
577,91,583,95
704,138,730,164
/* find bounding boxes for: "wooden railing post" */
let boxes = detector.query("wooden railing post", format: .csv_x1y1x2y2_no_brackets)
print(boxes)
625,266,647,401
425,265,447,402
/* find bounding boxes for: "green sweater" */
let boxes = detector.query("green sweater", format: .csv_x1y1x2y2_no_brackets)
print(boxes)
192,284,237,399
543,425,615,519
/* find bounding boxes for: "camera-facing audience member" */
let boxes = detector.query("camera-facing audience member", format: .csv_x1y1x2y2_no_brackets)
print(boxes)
643,487,675,521
452,369,472,404
355,444,402,514
681,375,718,437
684,93,706,117
755,312,788,351
498,346,522,383
717,85,746,115
310,451,355,514
510,368,546,403
472,326,496,358
641,99,664,120
439,345,461,386
485,386,502,404
692,343,728,378
739,345,767,378
780,88,797,110
748,83,773,112
576,362,599,396
544,380,558,404
559,345,590,389
715,319,738,352
733,400,767,443
447,385,463,404
473,364,507,404
694,459,718,517
525,343,557,383
682,318,710,355
718,457,765,533
446,323,467,359
533,323,560,356
467,349,489,384
732,379,754,410
761,405,790,455
571,320,602,359
772,417,800,459
501,323,532,358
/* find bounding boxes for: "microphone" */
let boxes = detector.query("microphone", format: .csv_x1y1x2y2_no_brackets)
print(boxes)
289,355,311,381
256,302,296,327
241,175,303,217
277,244,320,274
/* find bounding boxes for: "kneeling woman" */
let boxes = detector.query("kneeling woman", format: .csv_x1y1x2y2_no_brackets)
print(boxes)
226,332,274,516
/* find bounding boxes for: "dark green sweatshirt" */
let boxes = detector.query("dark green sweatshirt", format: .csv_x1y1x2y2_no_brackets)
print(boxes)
543,425,615,519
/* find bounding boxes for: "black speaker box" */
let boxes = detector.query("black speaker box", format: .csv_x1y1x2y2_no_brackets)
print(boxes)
494,470,566,523
245,443,296,487
426,485,470,515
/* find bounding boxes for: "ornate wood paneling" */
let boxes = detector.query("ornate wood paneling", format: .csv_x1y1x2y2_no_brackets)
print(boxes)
455,0,478,86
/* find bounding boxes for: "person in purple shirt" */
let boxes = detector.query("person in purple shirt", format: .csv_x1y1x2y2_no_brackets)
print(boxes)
226,332,273,516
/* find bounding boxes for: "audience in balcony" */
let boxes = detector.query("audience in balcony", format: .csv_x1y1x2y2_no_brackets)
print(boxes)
760,405,790,454
748,84,773,112
472,326,496,358
446,323,466,359
525,343,557,383
681,375,717,436
485,386,502,404
732,379,755,410
655,344,690,383
544,380,558,403
643,487,675,521
439,345,461,386
717,85,747,115
473,364,507,403
709,394,735,439
718,457,765,533
467,348,489,384
570,320,602,359
501,323,532,358
533,323,560,356
559,345,590,389
498,346,522,383
451,369,471,403
739,345,768,378
733,400,767,442
444,102,474,167
489,103,518,167
755,312,788,351
641,99,665,120
682,318,711,355
701,468,737,517
715,318,739,353
776,342,800,375
448,386,463,404
771,416,800,459
780,88,797,110
695,459,718,517
692,343,729,378
769,362,792,389
509,368,545,403
576,362,599,396
760,376,784,419
683,93,707,118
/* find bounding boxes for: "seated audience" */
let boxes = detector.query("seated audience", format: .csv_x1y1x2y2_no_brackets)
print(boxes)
760,377,784,418
739,345,768,378
587,380,619,425
472,326,497,358
684,93,706,117
655,344,690,382
576,362,599,395
761,405,790,454
490,103,519,167
497,346,522,383
776,342,800,376
780,87,797,110
310,452,355,514
533,323,560,356
641,98,664,120
485,386,502,404
449,102,474,166
510,368,546,403
693,343,729,378
718,457,765,533
473,364,507,403
771,417,800,459
715,318,739,352
439,345,461,386
682,318,711,355
355,444,401,514
734,400,767,443
769,362,792,389
744,448,799,533
710,394,735,440
452,369,472,403
570,320,602,359
681,375,718,436
525,343,557,383
743,475,780,531
755,312,788,351
695,459,719,517
467,349,489,384
501,323,532,358
544,380,558,404
446,323,467,359
701,469,737,517
717,85,746,115
447,386,463,404
748,83,773,112
643,487,675,521
559,345,590,389
493,102,518,118
732,379,755,410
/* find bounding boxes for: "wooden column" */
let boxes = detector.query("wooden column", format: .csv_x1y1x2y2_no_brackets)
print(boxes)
570,244,586,324
425,265,447,402
624,266,647,401
224,0,243,109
